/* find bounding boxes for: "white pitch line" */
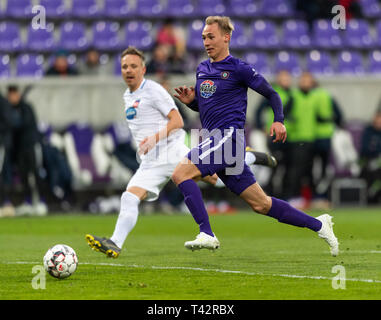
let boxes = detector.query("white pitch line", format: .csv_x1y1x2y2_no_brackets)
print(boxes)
4,261,381,284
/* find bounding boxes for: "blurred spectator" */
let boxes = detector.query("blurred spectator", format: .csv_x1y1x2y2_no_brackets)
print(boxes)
156,18,186,62
5,85,47,216
283,72,317,208
254,70,293,198
45,50,79,76
338,0,363,19
146,44,184,75
295,0,338,29
312,78,343,203
79,48,109,76
359,108,381,203
0,92,13,217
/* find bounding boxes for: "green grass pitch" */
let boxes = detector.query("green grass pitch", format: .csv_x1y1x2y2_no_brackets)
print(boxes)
0,208,380,300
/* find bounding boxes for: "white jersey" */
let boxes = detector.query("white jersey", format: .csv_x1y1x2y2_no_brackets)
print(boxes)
123,78,186,165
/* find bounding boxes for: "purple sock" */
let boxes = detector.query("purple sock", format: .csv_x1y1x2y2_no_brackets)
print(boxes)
178,179,214,237
267,197,322,232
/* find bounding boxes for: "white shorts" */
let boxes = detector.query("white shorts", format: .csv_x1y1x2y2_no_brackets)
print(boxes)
126,143,190,201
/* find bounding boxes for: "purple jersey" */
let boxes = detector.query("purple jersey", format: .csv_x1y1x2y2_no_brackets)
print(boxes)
193,55,283,131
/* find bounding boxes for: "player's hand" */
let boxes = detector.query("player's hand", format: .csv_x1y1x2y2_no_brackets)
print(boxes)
138,135,157,155
270,122,287,143
173,86,195,105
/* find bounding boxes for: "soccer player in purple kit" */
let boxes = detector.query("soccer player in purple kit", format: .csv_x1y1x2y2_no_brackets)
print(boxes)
173,16,339,256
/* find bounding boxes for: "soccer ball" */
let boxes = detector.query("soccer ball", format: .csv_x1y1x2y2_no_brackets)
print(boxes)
43,244,78,279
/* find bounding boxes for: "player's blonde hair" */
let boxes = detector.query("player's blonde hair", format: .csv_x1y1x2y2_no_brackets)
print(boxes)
205,16,234,36
121,46,146,66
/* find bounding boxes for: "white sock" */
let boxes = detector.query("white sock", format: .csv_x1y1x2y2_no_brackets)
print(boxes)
245,151,256,166
110,191,140,249
215,178,225,188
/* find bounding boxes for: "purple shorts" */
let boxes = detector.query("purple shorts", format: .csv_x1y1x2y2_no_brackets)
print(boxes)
186,127,256,195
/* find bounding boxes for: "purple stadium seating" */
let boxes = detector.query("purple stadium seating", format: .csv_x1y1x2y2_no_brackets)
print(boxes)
103,0,135,18
228,0,261,18
124,21,154,50
367,50,381,73
251,20,279,49
59,21,89,52
26,23,56,52
359,0,381,18
0,54,11,78
92,21,121,51
281,20,311,49
243,52,271,74
376,20,381,47
16,54,44,78
261,0,294,18
196,0,226,17
306,50,334,75
343,19,374,49
0,22,23,52
187,20,204,50
312,19,343,49
274,51,301,75
6,0,34,19
39,0,67,19
230,21,249,49
70,0,100,19
336,51,364,74
136,0,165,18
166,0,196,18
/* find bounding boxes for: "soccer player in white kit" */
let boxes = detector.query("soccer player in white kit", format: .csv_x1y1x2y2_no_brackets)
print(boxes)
85,46,277,258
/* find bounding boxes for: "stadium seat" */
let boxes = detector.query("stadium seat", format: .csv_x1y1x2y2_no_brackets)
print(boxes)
306,50,334,75
0,54,11,78
186,20,204,50
195,0,226,17
281,20,311,49
5,0,34,19
70,0,100,19
343,19,375,49
336,51,365,74
166,0,196,18
359,0,381,18
230,21,249,50
26,23,56,52
243,52,271,75
124,21,154,50
92,21,122,52
16,53,44,78
0,22,23,52
135,0,165,18
312,19,343,49
274,51,302,75
367,50,381,73
261,0,294,18
58,21,90,52
39,0,67,19
102,0,135,18
376,20,381,47
250,20,279,49
114,54,121,76
227,0,261,18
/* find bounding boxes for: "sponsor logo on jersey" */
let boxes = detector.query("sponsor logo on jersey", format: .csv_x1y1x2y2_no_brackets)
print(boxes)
126,99,140,120
200,80,216,98
221,71,230,79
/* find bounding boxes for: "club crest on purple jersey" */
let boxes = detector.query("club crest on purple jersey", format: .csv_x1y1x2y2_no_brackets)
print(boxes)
200,80,217,98
221,71,230,79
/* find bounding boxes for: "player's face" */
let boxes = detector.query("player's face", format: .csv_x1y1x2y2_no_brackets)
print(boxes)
202,23,230,62
121,54,146,91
